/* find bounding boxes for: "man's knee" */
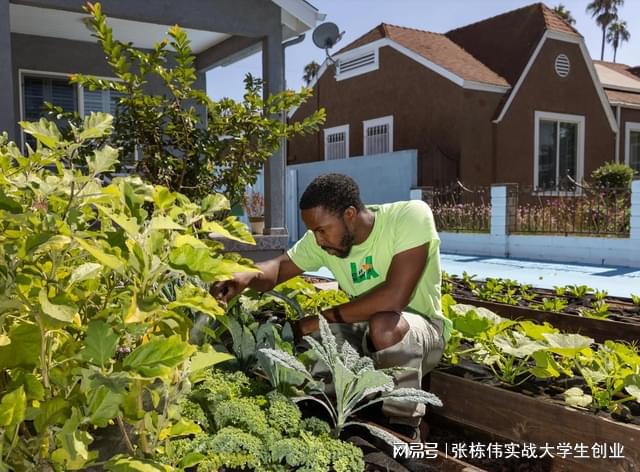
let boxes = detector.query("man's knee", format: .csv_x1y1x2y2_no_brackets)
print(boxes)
368,311,409,351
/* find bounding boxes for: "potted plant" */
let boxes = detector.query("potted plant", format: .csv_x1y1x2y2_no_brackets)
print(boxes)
244,190,265,234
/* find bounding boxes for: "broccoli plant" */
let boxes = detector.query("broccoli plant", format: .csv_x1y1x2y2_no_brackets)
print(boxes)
160,369,365,471
259,316,442,445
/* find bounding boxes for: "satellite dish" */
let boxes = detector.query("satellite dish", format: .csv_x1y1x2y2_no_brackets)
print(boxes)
312,22,344,65
312,22,343,50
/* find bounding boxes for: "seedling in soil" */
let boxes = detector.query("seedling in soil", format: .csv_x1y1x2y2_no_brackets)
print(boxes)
566,284,593,299
532,297,568,312
580,300,611,320
593,290,609,302
631,294,640,307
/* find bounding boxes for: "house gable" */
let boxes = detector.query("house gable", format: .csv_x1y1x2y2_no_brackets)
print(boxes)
493,36,616,185
494,31,617,133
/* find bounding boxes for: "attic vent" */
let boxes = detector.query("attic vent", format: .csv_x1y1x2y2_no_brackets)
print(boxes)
555,54,571,78
336,49,379,80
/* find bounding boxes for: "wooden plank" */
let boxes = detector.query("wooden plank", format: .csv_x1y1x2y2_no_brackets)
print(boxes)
429,371,640,472
454,296,640,344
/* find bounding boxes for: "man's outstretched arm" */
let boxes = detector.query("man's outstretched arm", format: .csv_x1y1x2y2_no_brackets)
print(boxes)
211,254,304,303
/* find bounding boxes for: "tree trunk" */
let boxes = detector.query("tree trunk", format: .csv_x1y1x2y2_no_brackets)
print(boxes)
600,25,606,60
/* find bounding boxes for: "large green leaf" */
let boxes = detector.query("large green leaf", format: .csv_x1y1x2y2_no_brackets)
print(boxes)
158,418,202,440
543,333,594,356
69,262,103,286
149,215,185,231
0,191,22,214
34,397,71,433
105,455,172,471
451,310,492,338
80,321,119,367
75,237,125,273
88,385,124,427
167,284,225,318
20,118,62,148
39,288,76,323
87,145,118,175
55,408,94,468
201,194,229,213
190,347,234,373
123,335,195,378
0,387,26,426
79,112,113,140
0,323,40,369
95,204,140,237
168,245,257,282
200,218,254,244
152,186,177,210
493,331,546,358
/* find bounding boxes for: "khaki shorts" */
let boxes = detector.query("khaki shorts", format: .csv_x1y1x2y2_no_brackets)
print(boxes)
307,312,445,427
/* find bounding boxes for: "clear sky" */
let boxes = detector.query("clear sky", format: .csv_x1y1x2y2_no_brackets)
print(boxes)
206,0,640,101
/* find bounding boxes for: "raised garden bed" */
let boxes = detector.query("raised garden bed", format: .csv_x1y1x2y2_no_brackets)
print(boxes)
429,370,640,472
453,296,640,344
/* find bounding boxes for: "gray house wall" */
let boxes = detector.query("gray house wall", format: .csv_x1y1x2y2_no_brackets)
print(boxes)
286,149,418,241
9,33,206,145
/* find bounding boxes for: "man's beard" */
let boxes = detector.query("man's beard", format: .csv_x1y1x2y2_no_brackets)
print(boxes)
321,221,355,258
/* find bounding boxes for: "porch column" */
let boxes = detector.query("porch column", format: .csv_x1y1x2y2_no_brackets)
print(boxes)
261,26,287,236
0,0,15,140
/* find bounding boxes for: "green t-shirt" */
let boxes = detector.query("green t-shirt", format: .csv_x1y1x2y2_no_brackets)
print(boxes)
287,200,452,341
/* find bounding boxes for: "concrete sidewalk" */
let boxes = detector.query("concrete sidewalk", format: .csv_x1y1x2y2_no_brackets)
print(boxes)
307,254,640,299
440,253,640,299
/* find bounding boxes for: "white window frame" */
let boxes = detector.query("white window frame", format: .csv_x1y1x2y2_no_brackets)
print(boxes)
323,124,349,161
533,111,585,193
363,115,393,156
624,121,640,172
19,69,121,151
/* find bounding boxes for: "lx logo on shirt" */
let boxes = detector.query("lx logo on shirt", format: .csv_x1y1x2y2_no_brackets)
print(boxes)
350,256,380,283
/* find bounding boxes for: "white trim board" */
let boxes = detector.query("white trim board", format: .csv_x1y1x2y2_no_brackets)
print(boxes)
493,30,618,133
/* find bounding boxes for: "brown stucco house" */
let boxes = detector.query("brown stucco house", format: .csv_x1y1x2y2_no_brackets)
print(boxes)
287,2,640,189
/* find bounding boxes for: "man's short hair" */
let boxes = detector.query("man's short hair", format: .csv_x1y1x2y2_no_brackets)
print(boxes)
299,173,365,214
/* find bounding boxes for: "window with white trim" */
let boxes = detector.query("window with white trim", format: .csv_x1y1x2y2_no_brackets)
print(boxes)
23,75,77,121
21,71,124,150
323,125,349,160
363,115,393,156
625,122,640,173
82,88,124,116
534,111,584,190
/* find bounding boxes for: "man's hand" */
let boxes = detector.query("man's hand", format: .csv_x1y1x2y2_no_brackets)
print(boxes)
210,271,258,305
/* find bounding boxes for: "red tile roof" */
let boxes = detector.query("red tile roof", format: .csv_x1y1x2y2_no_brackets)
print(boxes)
446,3,579,86
337,23,509,87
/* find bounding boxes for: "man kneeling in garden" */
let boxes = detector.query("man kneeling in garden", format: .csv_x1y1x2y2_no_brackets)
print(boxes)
212,173,451,440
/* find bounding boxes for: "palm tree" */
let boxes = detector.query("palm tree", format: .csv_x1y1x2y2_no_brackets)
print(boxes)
302,61,320,86
586,0,624,60
607,20,631,62
553,4,576,25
